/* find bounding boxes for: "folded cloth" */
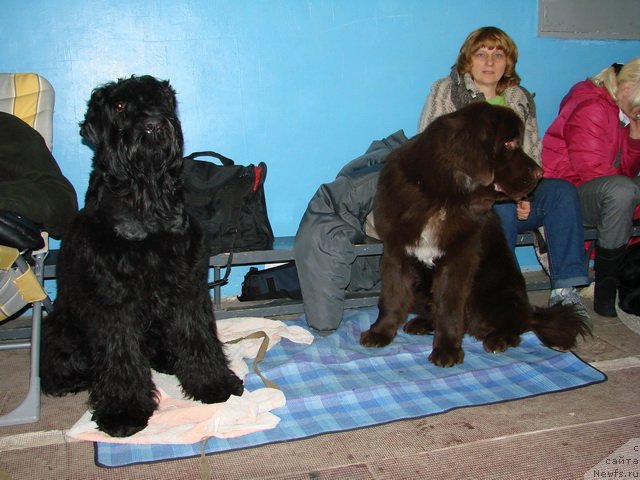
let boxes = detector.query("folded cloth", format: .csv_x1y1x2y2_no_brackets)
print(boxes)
66,316,314,444
67,384,286,445
219,316,314,379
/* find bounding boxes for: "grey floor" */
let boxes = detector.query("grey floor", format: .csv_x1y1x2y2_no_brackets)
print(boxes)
1,285,639,480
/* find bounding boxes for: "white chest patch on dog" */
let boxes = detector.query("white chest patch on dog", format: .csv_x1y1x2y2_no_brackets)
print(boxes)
405,208,446,266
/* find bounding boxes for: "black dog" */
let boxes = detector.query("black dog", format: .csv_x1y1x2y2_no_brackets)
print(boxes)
361,103,590,367
41,75,243,437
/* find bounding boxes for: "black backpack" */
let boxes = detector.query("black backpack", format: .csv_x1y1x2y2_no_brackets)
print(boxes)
617,244,640,315
238,261,302,301
181,151,274,256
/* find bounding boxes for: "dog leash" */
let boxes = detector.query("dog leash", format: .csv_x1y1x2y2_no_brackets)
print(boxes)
224,331,279,390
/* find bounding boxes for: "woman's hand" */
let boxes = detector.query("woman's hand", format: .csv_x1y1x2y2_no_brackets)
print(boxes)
517,199,531,220
630,111,640,140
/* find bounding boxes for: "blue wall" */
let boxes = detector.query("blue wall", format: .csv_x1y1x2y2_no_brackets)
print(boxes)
2,0,639,295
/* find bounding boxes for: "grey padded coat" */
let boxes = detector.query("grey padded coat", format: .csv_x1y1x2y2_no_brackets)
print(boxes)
294,130,409,332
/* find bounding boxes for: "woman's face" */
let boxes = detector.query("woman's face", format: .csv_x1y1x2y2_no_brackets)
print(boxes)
617,81,640,120
469,46,507,94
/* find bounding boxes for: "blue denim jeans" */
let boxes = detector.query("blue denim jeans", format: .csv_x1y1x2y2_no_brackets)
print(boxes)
494,178,590,289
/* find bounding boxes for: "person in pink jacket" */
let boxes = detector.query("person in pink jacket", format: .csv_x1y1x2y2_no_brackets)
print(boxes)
542,59,640,317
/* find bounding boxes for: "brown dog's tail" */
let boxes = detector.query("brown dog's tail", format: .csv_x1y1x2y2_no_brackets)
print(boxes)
529,304,592,350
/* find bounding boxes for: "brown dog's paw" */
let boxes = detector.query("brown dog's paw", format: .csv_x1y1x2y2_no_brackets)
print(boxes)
403,316,434,335
360,329,394,348
429,346,464,368
482,331,521,354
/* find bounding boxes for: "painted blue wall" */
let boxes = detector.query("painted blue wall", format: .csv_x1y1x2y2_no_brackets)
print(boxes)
2,0,639,295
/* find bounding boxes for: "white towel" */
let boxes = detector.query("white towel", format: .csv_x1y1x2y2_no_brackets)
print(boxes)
66,317,314,444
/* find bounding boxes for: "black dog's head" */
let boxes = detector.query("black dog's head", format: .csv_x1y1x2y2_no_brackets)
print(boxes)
80,75,184,182
80,75,187,238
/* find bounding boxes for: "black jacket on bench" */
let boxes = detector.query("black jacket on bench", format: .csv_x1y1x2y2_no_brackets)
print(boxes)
0,112,78,238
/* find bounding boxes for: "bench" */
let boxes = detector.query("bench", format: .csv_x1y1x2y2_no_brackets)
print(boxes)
206,226,640,318
40,226,640,319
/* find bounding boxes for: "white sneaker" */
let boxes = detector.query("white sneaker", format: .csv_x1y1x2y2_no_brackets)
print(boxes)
549,287,592,329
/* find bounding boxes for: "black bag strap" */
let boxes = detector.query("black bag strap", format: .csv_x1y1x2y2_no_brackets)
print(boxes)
185,151,235,166
209,250,234,288
207,167,254,288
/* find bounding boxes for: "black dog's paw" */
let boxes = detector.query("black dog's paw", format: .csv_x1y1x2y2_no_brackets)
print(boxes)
429,346,464,368
93,407,153,438
482,331,521,354
91,388,159,437
191,371,244,404
220,371,245,399
403,316,434,335
360,329,394,348
41,378,90,397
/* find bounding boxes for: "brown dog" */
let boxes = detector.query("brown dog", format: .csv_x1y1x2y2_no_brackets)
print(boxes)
360,103,590,367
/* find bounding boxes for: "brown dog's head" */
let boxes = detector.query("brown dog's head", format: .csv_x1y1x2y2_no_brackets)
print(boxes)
484,104,543,200
414,102,542,201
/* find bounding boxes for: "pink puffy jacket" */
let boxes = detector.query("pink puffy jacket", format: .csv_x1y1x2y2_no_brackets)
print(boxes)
542,80,640,186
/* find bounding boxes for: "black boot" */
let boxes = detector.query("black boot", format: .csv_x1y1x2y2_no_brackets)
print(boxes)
594,245,627,317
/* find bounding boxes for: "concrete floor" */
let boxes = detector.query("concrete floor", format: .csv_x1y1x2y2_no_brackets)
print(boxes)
1,287,639,480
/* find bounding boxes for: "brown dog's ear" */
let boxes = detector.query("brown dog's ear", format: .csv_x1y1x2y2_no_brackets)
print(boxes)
445,107,495,190
491,105,524,153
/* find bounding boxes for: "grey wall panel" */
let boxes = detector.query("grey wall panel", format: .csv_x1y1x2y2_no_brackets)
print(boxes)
539,0,640,39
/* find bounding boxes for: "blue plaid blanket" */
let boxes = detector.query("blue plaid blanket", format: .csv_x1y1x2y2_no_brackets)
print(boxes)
96,306,605,467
